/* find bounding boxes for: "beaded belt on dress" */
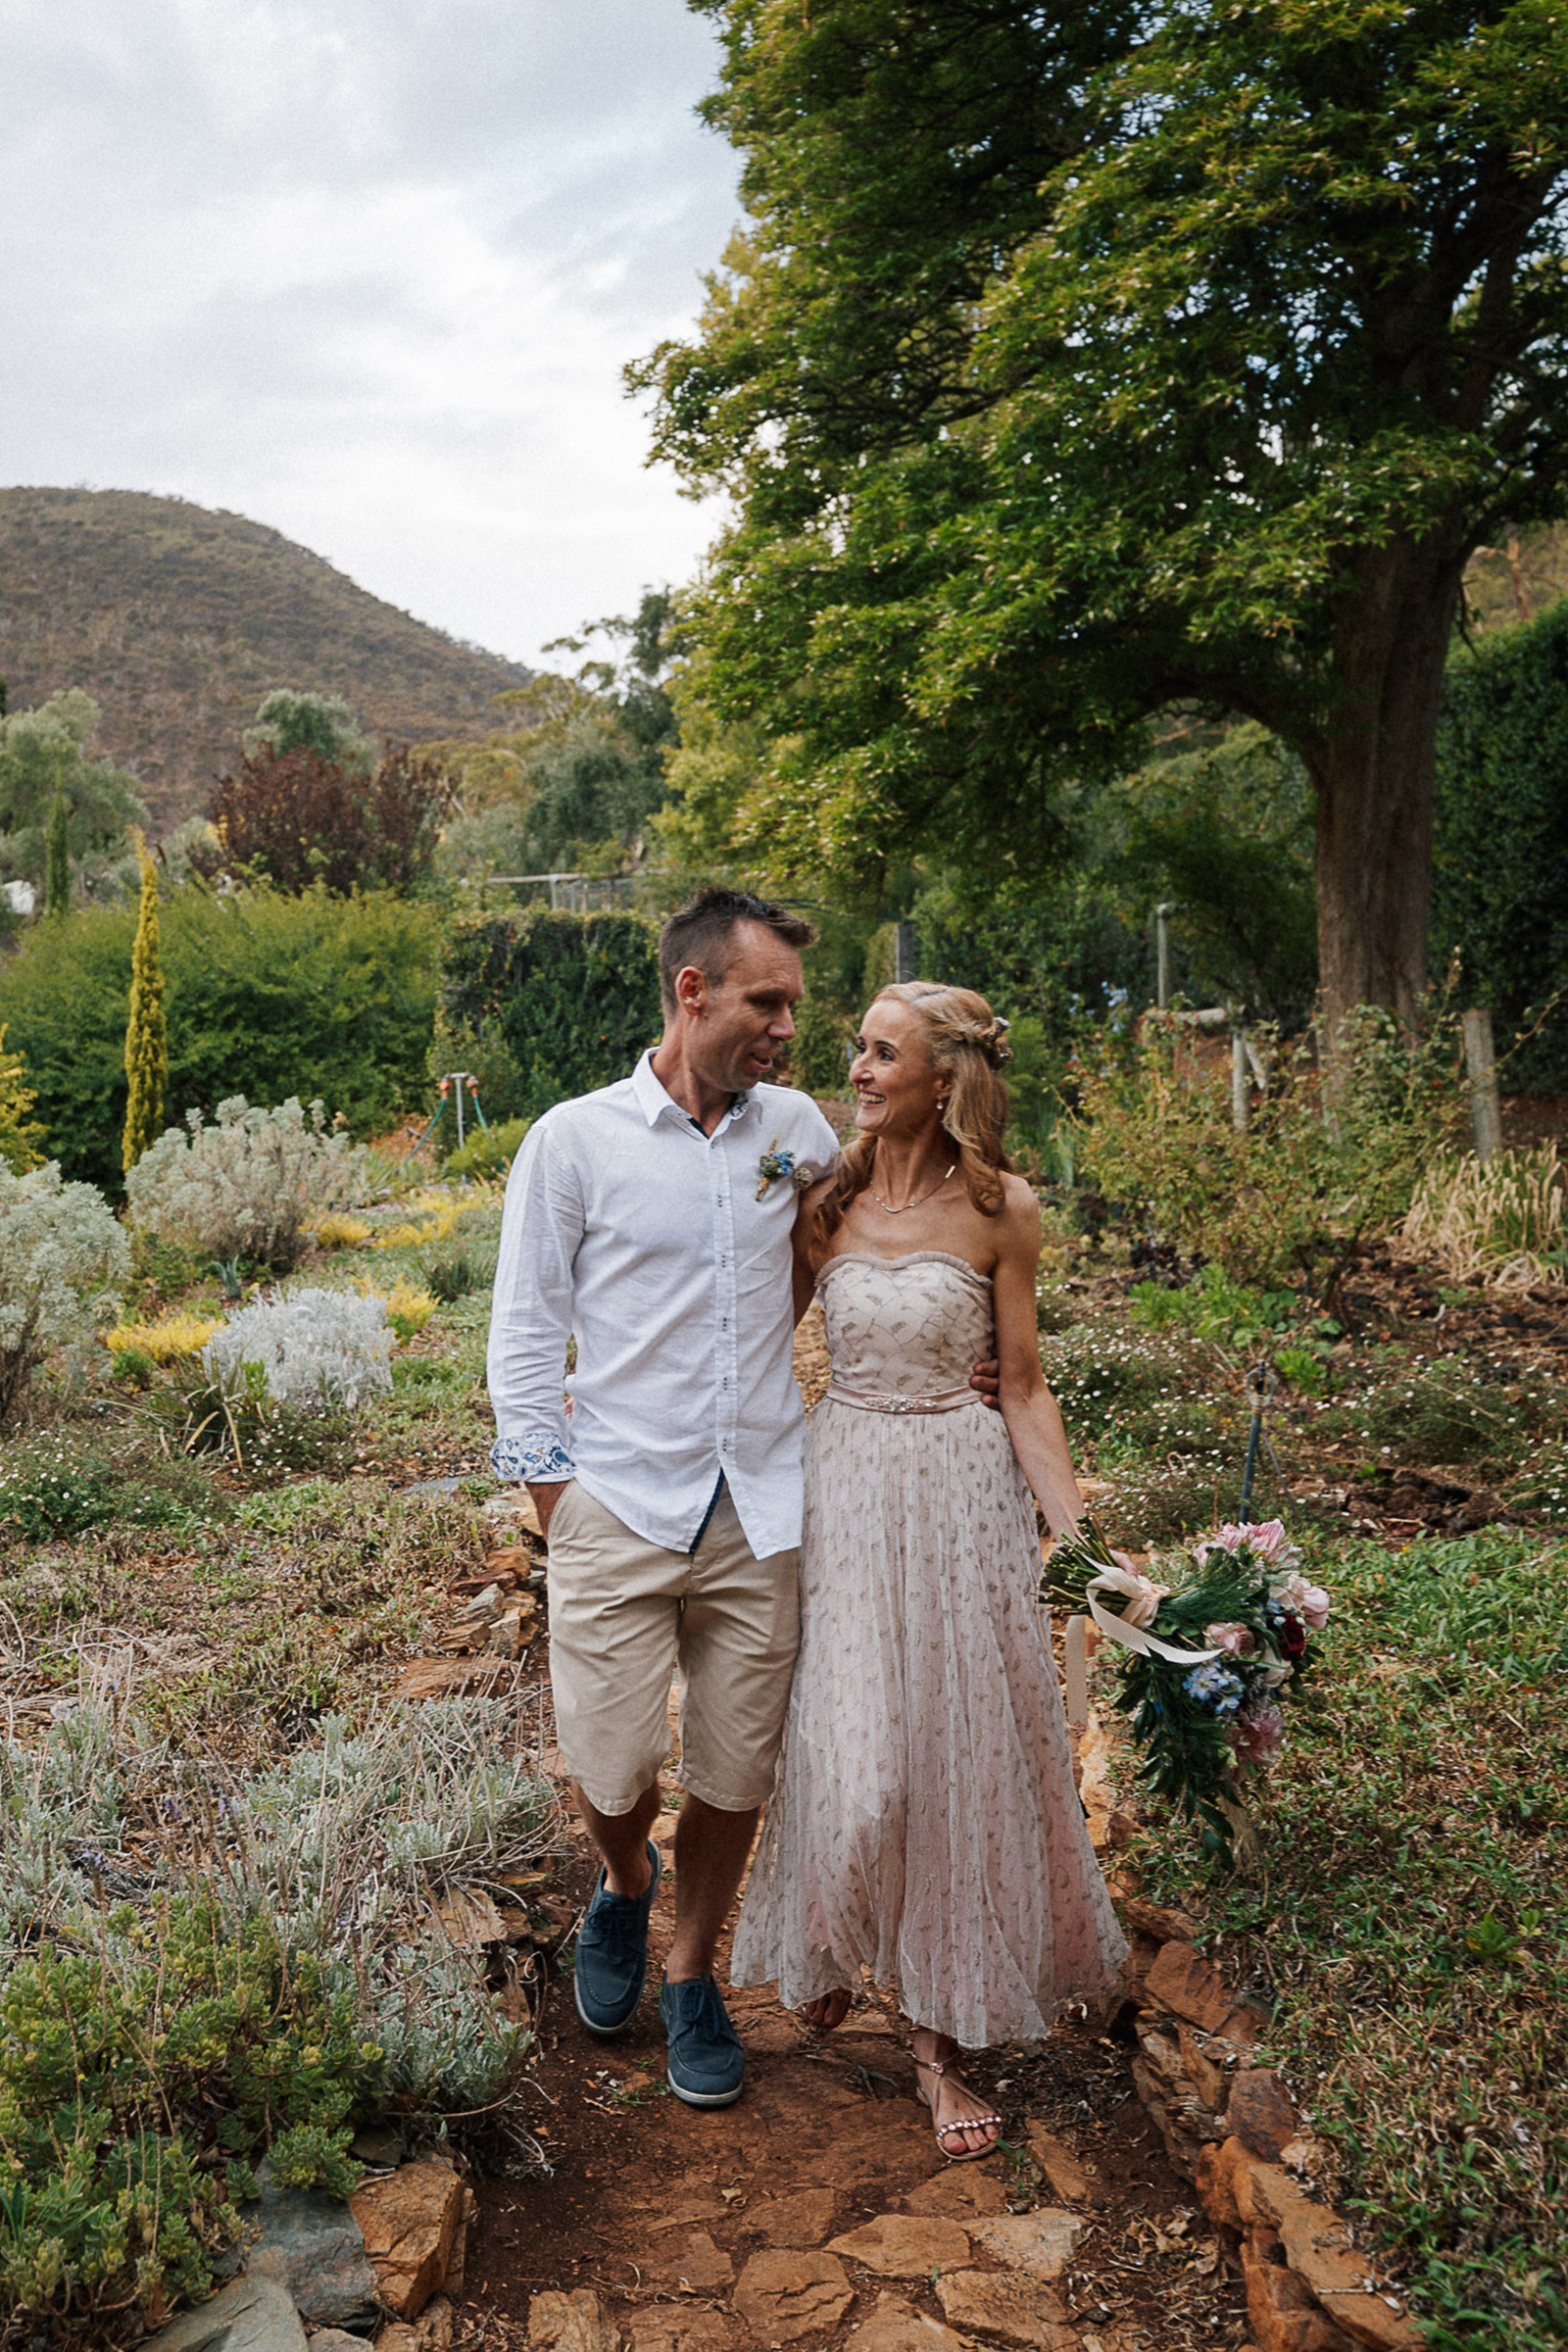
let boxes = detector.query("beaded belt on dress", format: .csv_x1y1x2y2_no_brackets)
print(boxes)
824,1383,981,1415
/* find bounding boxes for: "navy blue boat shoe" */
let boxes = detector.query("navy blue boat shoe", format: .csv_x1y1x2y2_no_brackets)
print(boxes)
661,1972,746,2107
573,1839,662,2035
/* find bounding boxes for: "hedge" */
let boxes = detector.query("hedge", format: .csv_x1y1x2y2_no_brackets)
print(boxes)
0,886,440,1190
1433,602,1568,1088
440,908,662,1121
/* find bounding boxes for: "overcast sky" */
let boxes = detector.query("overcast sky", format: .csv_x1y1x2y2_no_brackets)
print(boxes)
0,0,741,667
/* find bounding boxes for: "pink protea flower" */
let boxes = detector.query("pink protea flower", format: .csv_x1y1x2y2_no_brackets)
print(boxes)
1273,1570,1329,1631
1198,1518,1298,1569
1205,1622,1257,1656
1230,1695,1287,1766
1298,1580,1331,1631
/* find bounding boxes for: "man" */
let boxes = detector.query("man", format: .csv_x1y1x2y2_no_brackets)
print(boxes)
487,888,840,2107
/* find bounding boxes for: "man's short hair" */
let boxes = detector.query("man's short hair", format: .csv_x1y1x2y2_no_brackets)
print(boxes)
658,888,817,1015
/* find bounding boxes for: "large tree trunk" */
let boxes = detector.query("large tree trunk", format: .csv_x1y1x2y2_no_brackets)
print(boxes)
1308,533,1468,1040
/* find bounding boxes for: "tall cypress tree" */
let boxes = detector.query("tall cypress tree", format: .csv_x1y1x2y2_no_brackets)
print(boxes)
122,846,168,1171
44,794,70,919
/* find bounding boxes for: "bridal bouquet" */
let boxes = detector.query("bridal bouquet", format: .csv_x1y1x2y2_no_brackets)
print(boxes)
1048,1517,1331,1862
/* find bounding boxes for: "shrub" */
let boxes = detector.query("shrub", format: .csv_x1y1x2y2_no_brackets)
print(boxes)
367,1277,437,1341
101,1310,221,1365
0,1435,218,1541
0,1161,126,1427
1331,1349,1538,1470
425,1255,476,1303
203,1288,394,1413
201,743,450,897
1040,1321,1215,1449
1074,1004,1463,1301
442,1113,530,1182
126,1097,369,1274
1128,1262,1299,1349
440,906,661,1122
1432,599,1568,1088
0,1453,119,1541
0,885,441,1191
0,1023,44,1173
121,847,167,1172
787,994,853,1097
371,1188,482,1251
154,1361,352,1477
309,1211,373,1249
1401,1144,1566,1288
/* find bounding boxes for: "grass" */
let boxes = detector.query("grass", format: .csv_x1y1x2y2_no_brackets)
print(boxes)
1123,1529,1568,2351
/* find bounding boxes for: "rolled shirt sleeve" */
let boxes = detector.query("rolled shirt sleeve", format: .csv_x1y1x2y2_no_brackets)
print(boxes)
487,1114,581,1483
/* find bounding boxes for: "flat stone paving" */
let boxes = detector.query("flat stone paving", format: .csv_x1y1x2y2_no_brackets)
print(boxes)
460,1788,1251,2352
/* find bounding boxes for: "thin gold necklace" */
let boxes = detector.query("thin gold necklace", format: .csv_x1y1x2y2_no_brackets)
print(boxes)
867,1159,957,1215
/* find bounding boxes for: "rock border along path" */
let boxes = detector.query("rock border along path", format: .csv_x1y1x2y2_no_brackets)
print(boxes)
434,1757,1423,2352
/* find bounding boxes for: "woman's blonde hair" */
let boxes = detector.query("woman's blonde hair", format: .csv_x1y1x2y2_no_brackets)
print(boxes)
814,981,1013,1248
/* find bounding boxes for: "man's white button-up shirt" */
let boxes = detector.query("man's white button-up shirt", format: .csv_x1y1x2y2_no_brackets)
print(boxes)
486,1051,840,1557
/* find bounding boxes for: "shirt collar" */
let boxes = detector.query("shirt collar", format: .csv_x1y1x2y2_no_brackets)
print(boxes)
631,1048,752,1134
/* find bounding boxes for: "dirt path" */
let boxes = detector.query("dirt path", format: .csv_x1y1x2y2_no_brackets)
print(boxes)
453,1766,1250,2352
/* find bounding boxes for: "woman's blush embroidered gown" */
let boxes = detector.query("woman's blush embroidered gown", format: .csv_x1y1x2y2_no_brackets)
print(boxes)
732,1250,1128,2049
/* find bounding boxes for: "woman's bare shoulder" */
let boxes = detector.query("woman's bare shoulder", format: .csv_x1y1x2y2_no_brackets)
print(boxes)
998,1170,1042,1228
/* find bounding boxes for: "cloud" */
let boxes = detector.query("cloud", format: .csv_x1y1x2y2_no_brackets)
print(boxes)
0,0,739,662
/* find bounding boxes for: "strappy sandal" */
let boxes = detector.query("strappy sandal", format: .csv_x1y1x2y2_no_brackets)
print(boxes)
913,2053,1004,2164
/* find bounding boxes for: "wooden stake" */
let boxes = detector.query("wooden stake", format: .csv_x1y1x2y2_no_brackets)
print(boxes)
1462,1007,1502,1163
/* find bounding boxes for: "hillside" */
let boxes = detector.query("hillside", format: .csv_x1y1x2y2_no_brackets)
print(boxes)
0,487,532,830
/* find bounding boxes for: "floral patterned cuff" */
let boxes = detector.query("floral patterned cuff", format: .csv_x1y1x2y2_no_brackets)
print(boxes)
490,1433,573,1484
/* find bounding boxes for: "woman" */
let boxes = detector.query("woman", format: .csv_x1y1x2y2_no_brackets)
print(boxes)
732,982,1127,2160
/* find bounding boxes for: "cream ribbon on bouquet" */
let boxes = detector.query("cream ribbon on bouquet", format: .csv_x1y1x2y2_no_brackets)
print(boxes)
1062,1557,1220,1732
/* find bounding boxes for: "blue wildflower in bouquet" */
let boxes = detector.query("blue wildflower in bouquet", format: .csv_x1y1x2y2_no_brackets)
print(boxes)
1048,1517,1331,1862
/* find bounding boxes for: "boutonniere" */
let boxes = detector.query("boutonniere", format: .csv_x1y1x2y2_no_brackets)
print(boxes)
756,1141,821,1200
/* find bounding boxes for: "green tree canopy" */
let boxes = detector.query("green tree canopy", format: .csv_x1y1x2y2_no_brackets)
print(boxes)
437,591,683,885
636,0,1568,1034
244,689,373,775
0,689,145,899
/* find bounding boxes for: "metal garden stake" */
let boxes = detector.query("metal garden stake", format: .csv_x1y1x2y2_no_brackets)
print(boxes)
1239,1358,1278,1524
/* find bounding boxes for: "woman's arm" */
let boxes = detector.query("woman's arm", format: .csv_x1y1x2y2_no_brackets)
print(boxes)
791,1169,838,1325
991,1183,1084,1537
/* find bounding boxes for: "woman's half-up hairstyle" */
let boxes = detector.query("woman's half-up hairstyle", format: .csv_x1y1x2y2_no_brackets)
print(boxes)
815,982,1013,1250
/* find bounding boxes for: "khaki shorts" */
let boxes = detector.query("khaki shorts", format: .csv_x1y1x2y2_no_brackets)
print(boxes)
545,1480,801,1817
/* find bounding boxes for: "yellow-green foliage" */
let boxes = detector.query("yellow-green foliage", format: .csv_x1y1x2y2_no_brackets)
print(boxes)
103,1311,222,1364
372,1190,481,1251
311,1212,374,1250
0,1023,43,1173
1402,1143,1566,1288
360,1277,436,1342
122,848,168,1172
